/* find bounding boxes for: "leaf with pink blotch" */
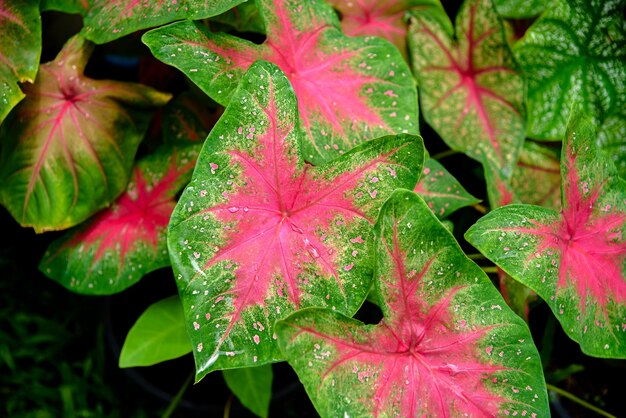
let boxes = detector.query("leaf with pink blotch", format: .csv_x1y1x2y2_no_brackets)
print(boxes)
39,145,199,295
326,0,442,59
408,0,524,180
143,0,418,164
167,61,423,379
467,112,626,358
277,190,547,417
0,35,170,233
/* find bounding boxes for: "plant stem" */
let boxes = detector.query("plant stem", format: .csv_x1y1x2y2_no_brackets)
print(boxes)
472,203,488,214
481,266,498,274
162,371,194,418
547,383,616,418
431,149,459,160
223,394,233,418
466,253,486,261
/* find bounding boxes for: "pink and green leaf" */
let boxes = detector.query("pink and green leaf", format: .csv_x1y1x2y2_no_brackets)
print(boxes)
466,112,626,358
39,145,199,295
510,141,561,211
143,0,418,164
414,157,480,218
162,92,219,144
0,0,41,124
408,0,525,179
514,0,626,140
0,35,170,232
210,1,265,34
326,0,442,59
276,190,547,417
167,61,423,379
78,0,246,44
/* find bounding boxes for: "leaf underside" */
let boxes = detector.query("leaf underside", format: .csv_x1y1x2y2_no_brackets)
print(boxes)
143,0,418,164
0,0,41,124
40,145,199,295
408,0,525,179
514,0,626,141
277,190,547,417
467,113,626,358
223,365,273,418
167,61,423,379
0,35,170,233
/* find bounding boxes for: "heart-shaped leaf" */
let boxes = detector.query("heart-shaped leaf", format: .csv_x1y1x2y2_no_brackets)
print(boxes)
162,92,219,144
277,190,547,417
168,61,423,379
510,141,561,210
39,145,199,295
143,0,418,164
408,0,525,179
466,112,626,357
492,0,545,18
40,0,90,14
597,108,626,179
75,0,246,44
514,0,626,140
210,1,265,35
0,0,41,124
414,157,480,218
119,295,192,368
0,35,170,232
223,365,273,418
326,0,442,59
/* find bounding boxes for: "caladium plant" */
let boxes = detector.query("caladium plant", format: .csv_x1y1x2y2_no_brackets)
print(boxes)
467,112,626,358
168,60,423,378
277,190,548,417
2,0,625,416
143,0,418,164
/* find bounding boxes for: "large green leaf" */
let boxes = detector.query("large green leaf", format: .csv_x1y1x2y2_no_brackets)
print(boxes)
277,190,547,417
0,0,41,125
467,112,626,358
408,0,525,179
39,145,199,295
414,157,480,218
223,365,273,418
597,108,626,179
0,35,170,232
119,295,192,367
167,61,423,379
492,0,545,18
143,0,418,164
514,0,626,140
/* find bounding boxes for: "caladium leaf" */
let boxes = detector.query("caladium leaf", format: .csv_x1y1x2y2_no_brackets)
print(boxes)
597,109,626,179
499,269,536,322
211,1,265,34
408,0,525,179
514,0,626,140
0,35,170,232
143,0,418,164
168,61,423,379
0,0,41,125
414,157,480,218
466,112,626,358
276,190,547,417
39,145,199,295
77,0,246,44
223,365,273,418
119,295,192,368
40,0,90,14
326,0,442,59
162,92,219,144
492,0,545,19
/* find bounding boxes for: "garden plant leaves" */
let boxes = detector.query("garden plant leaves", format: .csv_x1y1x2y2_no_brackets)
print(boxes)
408,0,525,179
0,35,170,232
0,0,41,124
143,0,418,164
514,0,626,140
40,145,199,295
223,365,273,418
167,61,423,379
467,112,626,357
277,190,547,417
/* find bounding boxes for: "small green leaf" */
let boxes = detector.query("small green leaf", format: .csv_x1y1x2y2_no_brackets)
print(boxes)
414,158,480,218
514,0,626,140
492,0,545,18
0,0,41,124
223,365,273,418
119,295,192,368
597,108,626,179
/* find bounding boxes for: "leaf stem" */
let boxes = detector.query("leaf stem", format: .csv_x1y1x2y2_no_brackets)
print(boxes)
547,383,617,418
223,394,233,418
431,149,459,160
472,203,488,214
481,266,498,274
466,253,486,260
162,371,194,418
